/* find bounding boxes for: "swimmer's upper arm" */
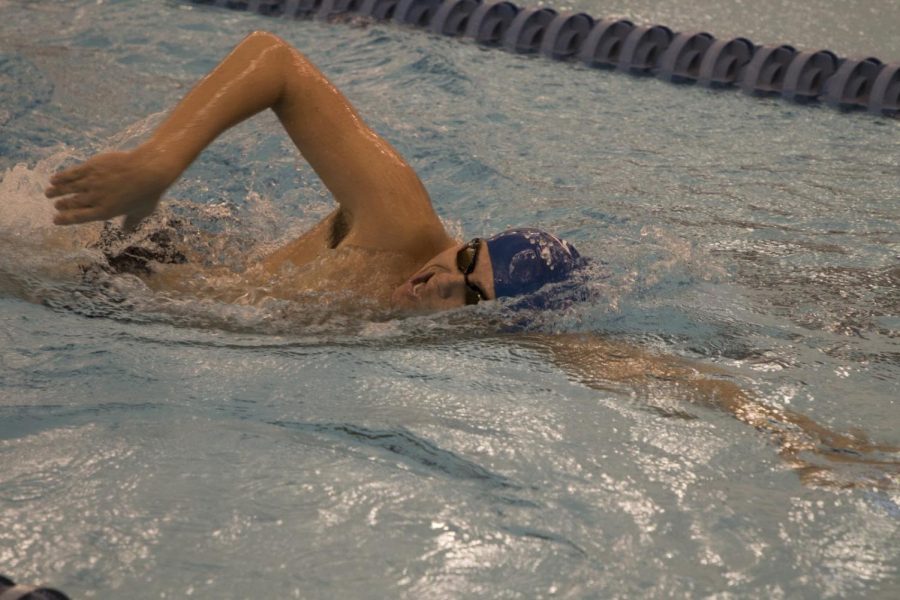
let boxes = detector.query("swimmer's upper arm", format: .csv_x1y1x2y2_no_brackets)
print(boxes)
270,35,443,249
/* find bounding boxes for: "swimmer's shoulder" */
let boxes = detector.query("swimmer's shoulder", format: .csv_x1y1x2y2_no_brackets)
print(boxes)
260,209,346,272
263,203,451,275
342,208,454,267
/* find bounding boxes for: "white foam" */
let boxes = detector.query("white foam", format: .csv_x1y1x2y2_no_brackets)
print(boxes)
0,148,105,283
0,152,60,231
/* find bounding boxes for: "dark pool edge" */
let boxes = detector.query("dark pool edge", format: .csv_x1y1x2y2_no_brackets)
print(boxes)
188,0,900,119
0,573,70,600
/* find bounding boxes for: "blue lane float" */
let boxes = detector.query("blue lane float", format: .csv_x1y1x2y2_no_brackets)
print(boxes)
539,12,593,60
697,37,755,88
617,25,673,74
741,44,796,96
824,56,882,110
318,0,362,20
430,0,479,36
869,63,900,116
394,0,443,27
657,31,714,83
359,0,400,20
577,18,634,69
190,0,900,118
503,7,557,54
465,1,519,46
781,50,839,102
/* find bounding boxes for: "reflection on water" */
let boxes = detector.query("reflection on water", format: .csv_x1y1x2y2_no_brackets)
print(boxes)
1,0,899,598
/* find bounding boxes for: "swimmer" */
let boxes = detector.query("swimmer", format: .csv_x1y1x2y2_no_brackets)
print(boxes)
44,31,582,313
44,32,897,487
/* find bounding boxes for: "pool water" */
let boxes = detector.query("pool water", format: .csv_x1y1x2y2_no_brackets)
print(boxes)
1,1,899,598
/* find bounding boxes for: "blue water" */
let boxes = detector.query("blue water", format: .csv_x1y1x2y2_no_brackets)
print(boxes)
1,1,899,598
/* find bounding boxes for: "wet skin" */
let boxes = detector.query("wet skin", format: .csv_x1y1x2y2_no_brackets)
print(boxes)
46,31,459,309
390,240,495,313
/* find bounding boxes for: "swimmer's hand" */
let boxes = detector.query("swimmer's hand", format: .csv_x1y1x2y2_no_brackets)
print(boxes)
45,147,174,230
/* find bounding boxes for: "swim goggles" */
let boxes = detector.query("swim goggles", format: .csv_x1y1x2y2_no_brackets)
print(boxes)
457,238,486,305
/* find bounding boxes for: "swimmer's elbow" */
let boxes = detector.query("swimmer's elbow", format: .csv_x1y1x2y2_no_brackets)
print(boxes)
243,30,288,50
237,31,299,65
239,31,314,78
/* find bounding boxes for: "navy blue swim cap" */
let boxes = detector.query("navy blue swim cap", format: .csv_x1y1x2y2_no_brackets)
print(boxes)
485,228,583,299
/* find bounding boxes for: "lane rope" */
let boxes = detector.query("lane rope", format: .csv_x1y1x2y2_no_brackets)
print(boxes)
189,0,900,118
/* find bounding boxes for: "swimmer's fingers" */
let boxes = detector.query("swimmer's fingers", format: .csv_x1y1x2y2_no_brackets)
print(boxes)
53,194,95,211
45,178,93,199
53,204,113,226
54,209,107,226
49,163,91,186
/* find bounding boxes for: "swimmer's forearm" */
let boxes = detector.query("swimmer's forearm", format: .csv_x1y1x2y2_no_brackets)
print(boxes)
524,333,898,479
141,31,302,181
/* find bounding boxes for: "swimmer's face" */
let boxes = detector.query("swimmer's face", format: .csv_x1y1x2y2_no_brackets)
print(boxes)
390,239,495,312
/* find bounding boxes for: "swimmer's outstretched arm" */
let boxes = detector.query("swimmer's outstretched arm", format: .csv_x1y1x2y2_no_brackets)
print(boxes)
518,333,898,488
46,31,446,249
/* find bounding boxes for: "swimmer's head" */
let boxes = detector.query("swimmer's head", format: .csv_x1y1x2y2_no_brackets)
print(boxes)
390,228,583,312
484,228,583,299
